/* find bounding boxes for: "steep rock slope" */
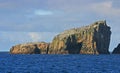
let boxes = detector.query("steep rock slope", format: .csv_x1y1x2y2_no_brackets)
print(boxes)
112,44,120,54
49,20,111,54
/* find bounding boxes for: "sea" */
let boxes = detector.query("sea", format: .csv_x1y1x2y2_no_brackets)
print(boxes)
0,52,120,73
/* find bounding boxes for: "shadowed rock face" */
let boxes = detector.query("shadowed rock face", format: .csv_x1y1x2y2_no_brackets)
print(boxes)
10,42,49,54
112,44,120,54
49,20,111,54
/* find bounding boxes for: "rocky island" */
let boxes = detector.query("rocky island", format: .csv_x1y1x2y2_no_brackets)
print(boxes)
112,44,120,54
49,20,111,54
10,20,111,54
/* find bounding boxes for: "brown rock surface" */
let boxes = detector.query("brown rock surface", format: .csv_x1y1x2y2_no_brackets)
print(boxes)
49,20,111,54
10,42,49,54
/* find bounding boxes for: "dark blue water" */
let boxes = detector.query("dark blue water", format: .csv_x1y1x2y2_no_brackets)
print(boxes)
0,52,120,73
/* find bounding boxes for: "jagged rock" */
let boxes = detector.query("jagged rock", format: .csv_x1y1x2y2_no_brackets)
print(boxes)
112,44,120,54
10,42,49,54
49,20,111,54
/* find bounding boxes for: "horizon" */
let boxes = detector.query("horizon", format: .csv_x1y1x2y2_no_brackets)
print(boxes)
0,0,120,52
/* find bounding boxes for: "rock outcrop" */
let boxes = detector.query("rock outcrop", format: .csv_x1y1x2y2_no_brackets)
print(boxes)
10,20,111,54
49,20,111,54
112,44,120,54
10,42,49,54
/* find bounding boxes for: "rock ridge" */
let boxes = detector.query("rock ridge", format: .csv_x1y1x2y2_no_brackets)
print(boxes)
10,42,49,54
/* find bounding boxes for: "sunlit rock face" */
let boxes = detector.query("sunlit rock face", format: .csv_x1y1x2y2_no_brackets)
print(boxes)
10,42,49,54
112,44,120,54
49,20,111,54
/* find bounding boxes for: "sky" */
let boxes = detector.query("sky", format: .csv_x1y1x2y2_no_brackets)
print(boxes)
0,0,120,52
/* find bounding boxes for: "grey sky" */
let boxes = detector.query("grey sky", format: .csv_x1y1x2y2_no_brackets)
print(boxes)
0,0,120,52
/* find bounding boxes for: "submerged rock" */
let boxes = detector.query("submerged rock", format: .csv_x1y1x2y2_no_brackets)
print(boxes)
112,44,120,54
49,20,111,54
10,42,49,54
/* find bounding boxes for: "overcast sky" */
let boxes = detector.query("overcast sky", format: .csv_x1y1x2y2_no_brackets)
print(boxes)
0,0,120,52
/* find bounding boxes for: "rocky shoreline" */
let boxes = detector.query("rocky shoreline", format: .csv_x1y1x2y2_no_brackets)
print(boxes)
9,20,119,54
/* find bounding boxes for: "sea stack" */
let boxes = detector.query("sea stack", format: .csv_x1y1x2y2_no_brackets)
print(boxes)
112,44,120,54
49,20,111,54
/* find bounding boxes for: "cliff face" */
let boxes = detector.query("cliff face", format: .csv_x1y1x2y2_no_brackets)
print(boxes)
10,42,49,54
49,20,111,54
112,44,120,54
10,20,111,54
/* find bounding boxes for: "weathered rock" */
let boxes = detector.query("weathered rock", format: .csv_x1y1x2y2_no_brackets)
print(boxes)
112,44,120,54
37,42,49,54
10,42,49,54
49,20,111,54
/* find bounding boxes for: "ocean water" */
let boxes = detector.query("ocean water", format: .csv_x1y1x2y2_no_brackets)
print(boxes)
0,52,120,73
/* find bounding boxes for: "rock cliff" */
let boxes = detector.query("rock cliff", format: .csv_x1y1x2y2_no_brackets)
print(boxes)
112,44,120,54
10,20,111,54
10,42,49,54
49,20,111,54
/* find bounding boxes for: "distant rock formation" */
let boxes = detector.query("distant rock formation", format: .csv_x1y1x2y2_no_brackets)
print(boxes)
49,20,111,54
112,44,120,54
10,20,111,54
10,42,49,54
